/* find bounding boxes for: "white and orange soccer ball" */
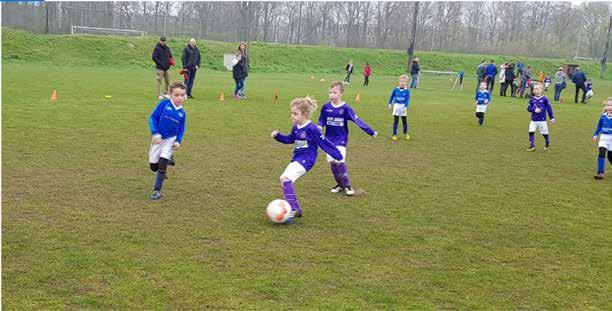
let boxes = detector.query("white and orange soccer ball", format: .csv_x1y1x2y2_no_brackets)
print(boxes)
266,199,293,224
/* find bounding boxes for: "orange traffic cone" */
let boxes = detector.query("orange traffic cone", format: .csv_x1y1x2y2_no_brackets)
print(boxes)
219,91,225,102
354,92,361,102
50,90,57,101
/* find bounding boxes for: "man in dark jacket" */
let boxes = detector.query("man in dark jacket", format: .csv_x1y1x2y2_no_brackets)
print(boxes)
152,36,173,99
410,58,420,88
181,38,201,99
485,60,498,92
572,66,587,104
476,60,487,90
232,53,247,99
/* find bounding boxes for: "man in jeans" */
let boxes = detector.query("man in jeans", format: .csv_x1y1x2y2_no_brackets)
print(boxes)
181,38,201,99
152,36,173,99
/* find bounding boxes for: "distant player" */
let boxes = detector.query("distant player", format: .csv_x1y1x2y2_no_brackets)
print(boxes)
592,98,612,180
544,76,551,92
388,75,411,139
318,81,377,196
586,79,594,101
271,97,343,217
475,81,491,126
148,81,187,200
526,83,555,152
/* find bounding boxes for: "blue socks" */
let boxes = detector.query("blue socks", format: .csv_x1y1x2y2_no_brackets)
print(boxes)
154,171,165,191
598,157,605,174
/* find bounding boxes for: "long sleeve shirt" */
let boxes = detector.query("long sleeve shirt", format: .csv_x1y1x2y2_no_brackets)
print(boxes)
388,87,410,107
594,113,612,136
317,102,376,147
527,95,554,122
274,121,342,170
149,99,187,143
475,89,491,105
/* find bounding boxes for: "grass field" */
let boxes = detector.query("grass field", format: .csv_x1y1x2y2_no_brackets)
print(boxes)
2,61,611,309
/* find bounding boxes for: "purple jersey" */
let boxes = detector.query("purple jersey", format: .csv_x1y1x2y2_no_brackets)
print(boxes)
274,121,343,171
527,95,554,122
317,102,375,147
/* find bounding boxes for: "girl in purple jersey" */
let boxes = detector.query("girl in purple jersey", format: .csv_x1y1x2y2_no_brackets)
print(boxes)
318,81,377,196
271,97,343,218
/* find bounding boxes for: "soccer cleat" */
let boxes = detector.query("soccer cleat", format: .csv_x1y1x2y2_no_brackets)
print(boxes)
526,146,536,152
544,146,550,151
187,95,194,99
405,134,410,140
149,190,162,200
345,186,355,196
392,135,398,141
168,156,176,166
330,184,344,193
594,173,605,180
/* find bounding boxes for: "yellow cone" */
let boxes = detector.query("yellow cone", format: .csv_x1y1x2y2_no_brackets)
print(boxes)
219,91,225,102
354,92,361,102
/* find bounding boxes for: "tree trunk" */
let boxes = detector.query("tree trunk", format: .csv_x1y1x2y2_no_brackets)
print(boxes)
407,2,419,72
601,13,611,78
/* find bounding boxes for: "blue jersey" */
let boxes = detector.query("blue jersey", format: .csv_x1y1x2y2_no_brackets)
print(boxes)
527,95,554,122
274,121,342,171
594,113,612,136
149,99,186,143
586,82,593,91
486,64,498,77
388,87,410,107
317,102,375,147
475,89,491,105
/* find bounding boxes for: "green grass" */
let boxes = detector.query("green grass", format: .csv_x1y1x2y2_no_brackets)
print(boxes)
3,27,612,79
3,61,611,309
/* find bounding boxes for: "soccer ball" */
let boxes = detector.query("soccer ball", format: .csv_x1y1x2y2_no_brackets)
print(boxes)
266,199,293,224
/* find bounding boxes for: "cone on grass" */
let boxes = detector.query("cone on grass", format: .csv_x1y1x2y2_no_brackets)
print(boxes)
354,92,361,102
219,91,225,102
50,90,57,101
273,89,279,102
320,78,326,82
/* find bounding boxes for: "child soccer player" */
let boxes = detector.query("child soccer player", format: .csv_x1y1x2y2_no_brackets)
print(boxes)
148,81,187,200
527,83,555,151
592,98,612,180
475,81,491,126
271,97,343,217
318,81,377,195
544,76,551,92
388,75,411,139
586,79,594,101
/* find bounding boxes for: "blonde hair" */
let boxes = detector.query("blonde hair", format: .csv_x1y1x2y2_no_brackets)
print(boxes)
329,81,344,93
603,97,612,112
169,81,186,94
399,74,409,81
291,96,318,118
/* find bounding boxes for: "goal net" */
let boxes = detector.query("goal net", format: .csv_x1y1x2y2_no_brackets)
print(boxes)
71,26,145,37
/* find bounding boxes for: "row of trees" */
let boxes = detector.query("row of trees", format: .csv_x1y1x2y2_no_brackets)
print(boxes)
3,1,611,59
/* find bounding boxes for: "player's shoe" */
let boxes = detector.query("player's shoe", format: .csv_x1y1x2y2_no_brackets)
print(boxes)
149,190,162,200
392,135,398,141
330,184,344,193
168,156,176,166
544,146,550,151
345,186,355,196
594,173,605,180
405,134,410,140
526,146,535,152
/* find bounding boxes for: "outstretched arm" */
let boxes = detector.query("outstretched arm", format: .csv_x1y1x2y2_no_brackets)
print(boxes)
272,129,295,144
347,106,376,136
312,128,343,161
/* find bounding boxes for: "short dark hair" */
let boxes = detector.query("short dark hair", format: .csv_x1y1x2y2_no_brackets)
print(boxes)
160,36,167,42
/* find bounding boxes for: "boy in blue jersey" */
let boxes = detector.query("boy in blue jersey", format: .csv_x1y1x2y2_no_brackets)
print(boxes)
148,81,187,200
318,81,377,196
586,79,594,101
593,99,612,179
272,97,343,218
527,83,555,152
475,81,491,126
388,75,411,139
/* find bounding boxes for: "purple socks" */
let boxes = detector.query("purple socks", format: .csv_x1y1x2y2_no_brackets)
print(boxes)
334,163,351,188
282,180,302,216
529,132,535,147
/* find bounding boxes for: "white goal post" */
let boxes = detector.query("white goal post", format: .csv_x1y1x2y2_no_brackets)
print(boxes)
71,26,146,37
